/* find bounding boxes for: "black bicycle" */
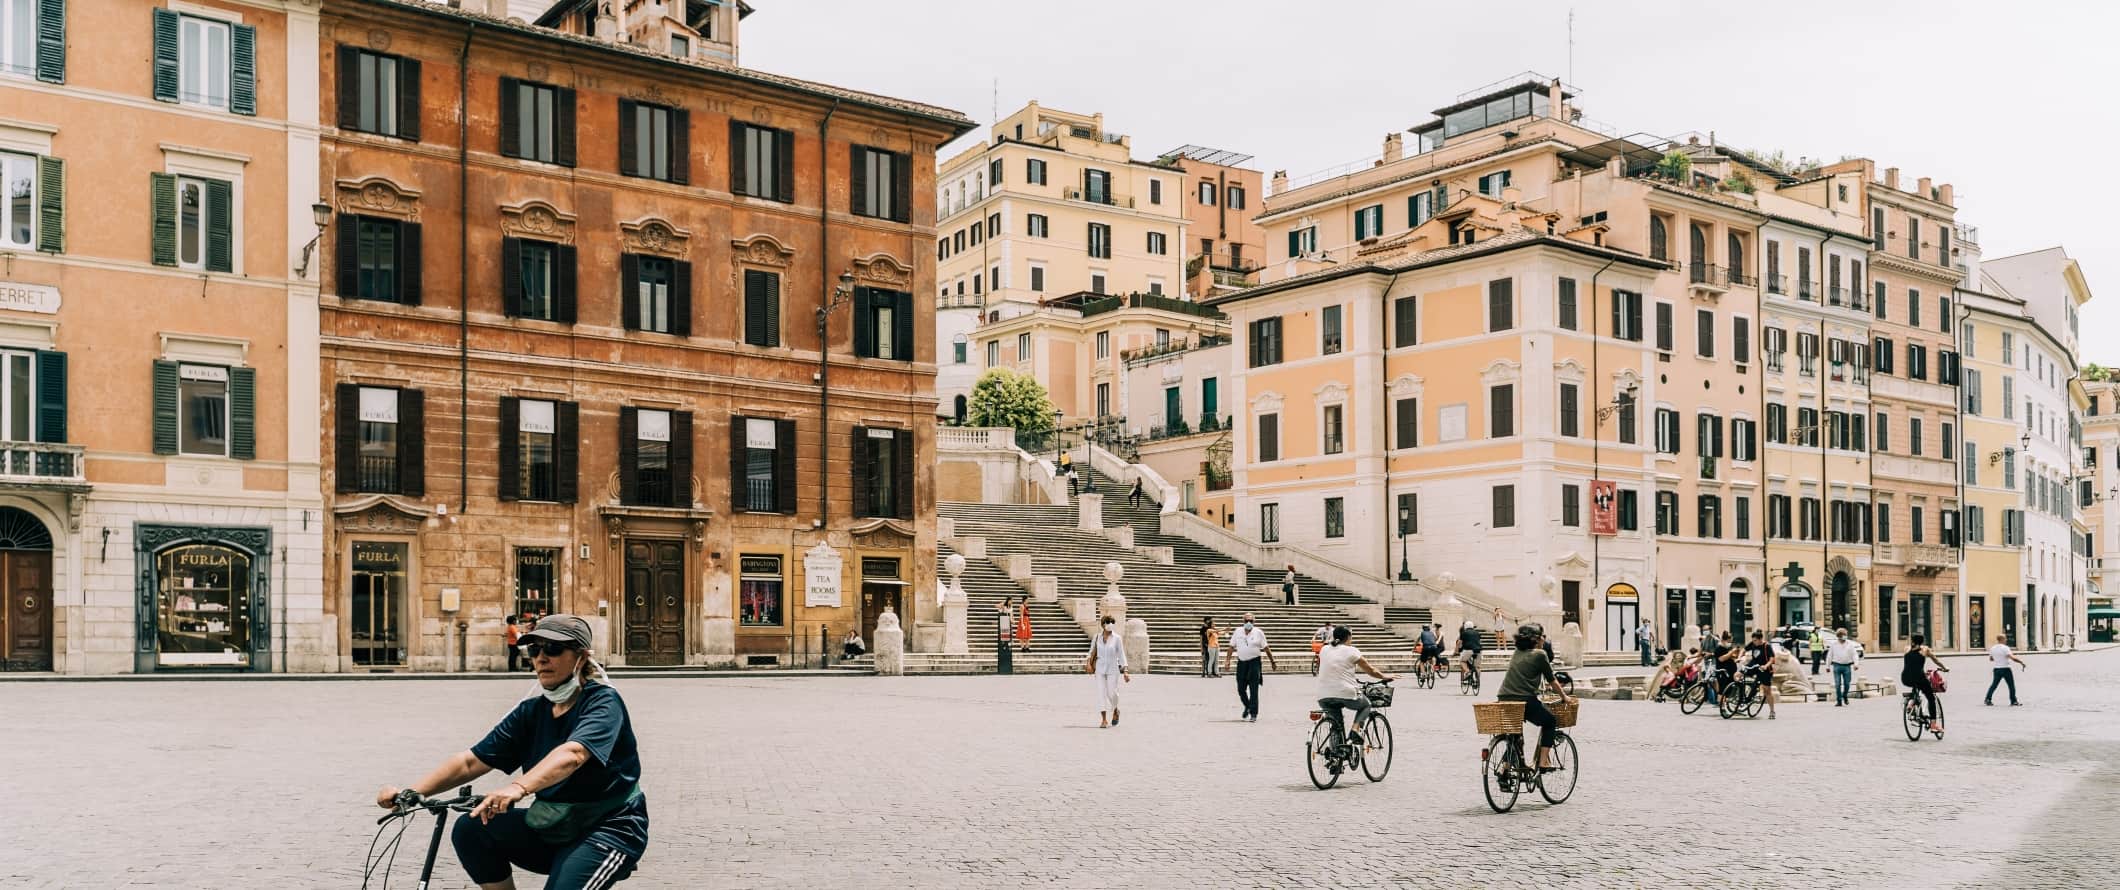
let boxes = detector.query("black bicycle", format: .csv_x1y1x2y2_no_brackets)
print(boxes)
1459,653,1482,695
1476,700,1579,813
1903,691,1945,741
1413,655,1439,689
1306,680,1395,789
1718,668,1767,720
364,786,480,890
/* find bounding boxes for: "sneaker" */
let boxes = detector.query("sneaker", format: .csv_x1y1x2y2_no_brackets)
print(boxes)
2010,702,2023,707
1985,700,1993,706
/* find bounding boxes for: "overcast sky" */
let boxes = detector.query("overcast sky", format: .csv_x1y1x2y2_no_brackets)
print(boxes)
729,0,2120,362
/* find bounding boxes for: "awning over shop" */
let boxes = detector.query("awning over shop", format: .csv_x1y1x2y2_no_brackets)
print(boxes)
2087,607,2120,620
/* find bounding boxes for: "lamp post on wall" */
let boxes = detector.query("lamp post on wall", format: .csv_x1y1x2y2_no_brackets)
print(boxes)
1397,503,1413,581
293,202,333,280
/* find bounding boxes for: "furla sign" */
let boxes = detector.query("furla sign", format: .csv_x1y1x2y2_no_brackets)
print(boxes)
0,281,60,315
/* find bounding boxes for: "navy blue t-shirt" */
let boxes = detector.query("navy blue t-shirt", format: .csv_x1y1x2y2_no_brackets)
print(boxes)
472,682,649,856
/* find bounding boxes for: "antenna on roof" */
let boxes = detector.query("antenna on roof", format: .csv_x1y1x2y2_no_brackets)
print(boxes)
1568,7,1575,85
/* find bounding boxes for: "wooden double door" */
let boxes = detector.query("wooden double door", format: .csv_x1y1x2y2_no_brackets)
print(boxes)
0,550,52,671
623,539,686,666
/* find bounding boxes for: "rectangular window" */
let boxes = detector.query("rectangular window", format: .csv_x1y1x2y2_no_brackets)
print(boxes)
1492,485,1516,529
1477,169,1512,196
340,48,418,139
852,146,909,222
1090,274,1106,294
1354,204,1383,241
1026,158,1046,185
739,555,784,626
514,399,559,501
1695,308,1715,358
1087,223,1111,259
0,151,38,250
1655,302,1674,352
855,287,914,360
736,417,789,513
731,122,791,201
629,255,675,334
171,175,235,272
1911,418,1924,456
1198,181,1216,205
626,408,677,506
1257,413,1279,462
1732,317,1750,364
1322,404,1344,454
1766,240,1781,292
619,100,682,182
1612,290,1644,341
347,215,411,303
855,426,911,519
1489,384,1515,438
1324,497,1345,538
1908,217,1921,259
1321,305,1343,355
1561,484,1580,528
1735,496,1751,540
1656,408,1680,454
1393,296,1417,347
1027,214,1048,238
1656,490,1678,535
744,269,783,346
1082,169,1111,204
1557,278,1577,331
502,79,570,165
1248,317,1283,367
1287,226,1317,257
1559,383,1579,438
1407,190,1433,227
1148,179,1162,205
1227,186,1245,209
989,157,1002,185
1618,489,1639,531
509,238,562,322
1909,288,1922,327
1877,503,1892,543
1395,397,1417,449
1260,503,1280,543
350,386,400,492
178,14,232,109
1029,265,1045,292
1487,279,1513,331
1095,331,1109,359
985,341,998,367
1912,506,1925,544
1017,332,1031,362
1617,399,1637,445
1942,422,1954,460
1096,383,1109,418
1797,246,1813,298
1698,495,1722,538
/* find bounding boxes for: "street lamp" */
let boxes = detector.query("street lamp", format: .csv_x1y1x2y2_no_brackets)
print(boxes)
294,202,333,280
1396,503,1413,581
813,269,856,527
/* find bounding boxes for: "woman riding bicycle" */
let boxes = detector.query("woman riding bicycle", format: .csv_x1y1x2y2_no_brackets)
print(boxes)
1901,633,1950,733
1497,623,1574,771
1315,626,1395,748
375,615,647,889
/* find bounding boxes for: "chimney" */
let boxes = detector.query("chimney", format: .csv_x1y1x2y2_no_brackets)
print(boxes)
1270,169,1289,196
1501,185,1521,206
1884,167,1900,189
1917,176,1932,198
1548,79,1564,118
1382,133,1404,164
1939,183,1954,206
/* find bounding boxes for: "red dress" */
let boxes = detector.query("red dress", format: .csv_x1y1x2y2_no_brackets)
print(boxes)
1014,603,1033,643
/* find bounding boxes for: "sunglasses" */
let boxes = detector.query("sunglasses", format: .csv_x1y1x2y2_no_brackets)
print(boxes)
519,641,578,659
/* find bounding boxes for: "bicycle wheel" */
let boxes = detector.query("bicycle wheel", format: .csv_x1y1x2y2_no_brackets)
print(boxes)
1307,719,1341,789
1745,685,1765,719
1902,697,1923,741
1929,698,1945,740
1463,668,1482,695
1359,712,1393,782
1679,682,1706,715
1537,732,1579,805
1718,684,1740,720
1482,735,1521,813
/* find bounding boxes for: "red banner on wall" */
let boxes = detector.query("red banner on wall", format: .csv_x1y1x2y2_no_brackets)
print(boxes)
1590,480,1619,536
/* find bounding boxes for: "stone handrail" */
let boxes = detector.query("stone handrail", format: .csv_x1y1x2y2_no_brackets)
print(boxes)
1019,450,1066,505
0,442,85,482
937,426,1017,451
1085,442,1179,515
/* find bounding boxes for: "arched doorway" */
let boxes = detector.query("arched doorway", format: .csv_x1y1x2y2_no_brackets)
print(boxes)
1728,578,1751,640
1603,583,1638,652
0,506,54,671
1828,572,1853,635
952,394,968,425
1778,580,1812,628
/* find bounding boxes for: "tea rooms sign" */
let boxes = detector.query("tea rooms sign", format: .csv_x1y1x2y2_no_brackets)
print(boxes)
0,281,59,315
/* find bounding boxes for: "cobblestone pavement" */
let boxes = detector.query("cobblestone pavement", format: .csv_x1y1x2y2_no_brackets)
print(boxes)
6,649,2119,889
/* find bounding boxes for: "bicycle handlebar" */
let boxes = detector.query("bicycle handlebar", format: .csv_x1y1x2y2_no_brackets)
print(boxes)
377,786,480,824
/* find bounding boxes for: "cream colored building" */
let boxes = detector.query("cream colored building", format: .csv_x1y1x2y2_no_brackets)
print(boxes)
934,102,1188,420
2083,374,2118,639
973,292,1227,426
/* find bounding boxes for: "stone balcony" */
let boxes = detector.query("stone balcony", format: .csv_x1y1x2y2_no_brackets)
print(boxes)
1875,542,1955,574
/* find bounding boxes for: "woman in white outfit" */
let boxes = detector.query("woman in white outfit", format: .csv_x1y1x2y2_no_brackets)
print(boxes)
1088,615,1130,727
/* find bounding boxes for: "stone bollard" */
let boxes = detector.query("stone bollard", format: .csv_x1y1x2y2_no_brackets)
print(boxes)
942,583,969,655
1123,617,1150,675
873,607,905,676
1682,623,1703,654
1077,493,1104,530
1555,621,1586,669
1099,561,1126,624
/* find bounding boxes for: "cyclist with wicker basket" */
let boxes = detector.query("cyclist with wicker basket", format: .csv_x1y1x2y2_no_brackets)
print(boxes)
1496,623,1574,771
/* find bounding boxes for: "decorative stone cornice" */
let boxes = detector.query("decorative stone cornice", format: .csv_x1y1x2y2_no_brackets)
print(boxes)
499,199,577,243
1480,358,1522,385
620,217,691,258
732,234,796,268
1250,390,1283,413
852,253,913,289
1387,374,1424,399
335,176,422,221
1313,381,1349,403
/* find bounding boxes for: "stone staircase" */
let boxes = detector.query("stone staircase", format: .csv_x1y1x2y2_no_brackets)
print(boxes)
941,467,1428,673
940,542,1084,658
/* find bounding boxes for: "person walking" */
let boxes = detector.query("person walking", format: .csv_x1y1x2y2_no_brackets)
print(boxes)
1282,566,1298,605
1224,613,1275,721
1809,627,1827,675
1636,618,1656,666
1014,597,1035,652
504,615,523,672
1825,627,1861,706
1492,607,1510,640
1984,635,2027,706
1059,452,1077,496
1198,617,1219,678
1129,477,1146,509
1087,616,1129,728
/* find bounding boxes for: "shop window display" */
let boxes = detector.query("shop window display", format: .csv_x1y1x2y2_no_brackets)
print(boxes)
155,544,252,667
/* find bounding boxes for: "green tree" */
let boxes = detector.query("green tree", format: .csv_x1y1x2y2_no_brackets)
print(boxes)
2085,363,2111,382
1655,150,1692,183
967,368,1056,435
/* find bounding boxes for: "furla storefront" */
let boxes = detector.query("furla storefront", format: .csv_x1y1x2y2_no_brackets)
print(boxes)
134,524,273,671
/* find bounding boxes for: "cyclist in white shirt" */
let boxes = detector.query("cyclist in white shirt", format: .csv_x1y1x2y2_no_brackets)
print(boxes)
1984,635,2027,706
1315,626,1395,749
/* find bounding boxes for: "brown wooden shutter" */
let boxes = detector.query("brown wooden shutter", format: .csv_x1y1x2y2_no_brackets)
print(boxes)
670,261,692,337
497,396,520,500
398,221,422,306
892,291,914,360
851,287,874,357
620,254,640,330
728,414,747,513
618,99,639,176
497,77,520,157
774,128,794,202
618,406,639,505
555,401,579,502
850,426,870,518
774,418,796,513
334,383,360,493
669,108,690,185
670,411,693,507
554,87,577,167
895,428,914,519
397,57,421,142
336,216,359,297
336,46,359,130
554,244,577,324
892,151,912,223
727,121,747,195
500,237,522,316
850,147,869,216
398,388,425,497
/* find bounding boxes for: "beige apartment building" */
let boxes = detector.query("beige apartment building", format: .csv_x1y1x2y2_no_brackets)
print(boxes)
973,292,1227,426
1159,145,1265,300
2085,374,2117,641
934,102,1188,421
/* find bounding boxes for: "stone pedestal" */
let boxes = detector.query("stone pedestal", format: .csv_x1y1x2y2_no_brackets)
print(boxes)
1077,493,1103,530
1555,621,1585,669
1098,561,1126,624
1123,617,1150,673
1682,623,1704,654
873,608,905,676
941,587,969,655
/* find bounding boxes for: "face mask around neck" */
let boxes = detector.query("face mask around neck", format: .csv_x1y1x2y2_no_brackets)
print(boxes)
542,671,581,703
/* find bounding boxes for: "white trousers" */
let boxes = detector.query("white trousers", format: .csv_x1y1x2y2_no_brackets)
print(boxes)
1096,671,1122,712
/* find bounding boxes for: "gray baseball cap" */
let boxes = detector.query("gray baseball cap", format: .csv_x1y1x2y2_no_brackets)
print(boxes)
519,614,593,650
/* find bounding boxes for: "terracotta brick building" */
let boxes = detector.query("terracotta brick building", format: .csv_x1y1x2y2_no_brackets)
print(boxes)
318,0,970,669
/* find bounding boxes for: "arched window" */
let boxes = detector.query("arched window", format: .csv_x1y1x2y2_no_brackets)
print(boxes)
953,395,968,425
1649,216,1668,261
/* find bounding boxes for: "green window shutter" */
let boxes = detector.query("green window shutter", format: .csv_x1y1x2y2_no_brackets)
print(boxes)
204,178,233,272
670,260,691,337
36,155,62,253
1286,230,1298,257
34,0,65,84
228,365,255,460
151,8,178,102
151,360,179,454
229,24,256,116
34,350,65,444
150,173,177,267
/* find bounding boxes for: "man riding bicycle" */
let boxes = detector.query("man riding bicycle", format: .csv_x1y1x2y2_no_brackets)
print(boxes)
1316,626,1396,749
375,615,647,890
1417,624,1441,673
1456,620,1484,674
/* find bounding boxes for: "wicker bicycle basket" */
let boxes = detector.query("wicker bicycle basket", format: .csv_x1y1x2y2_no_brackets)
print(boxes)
1472,700,1579,734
